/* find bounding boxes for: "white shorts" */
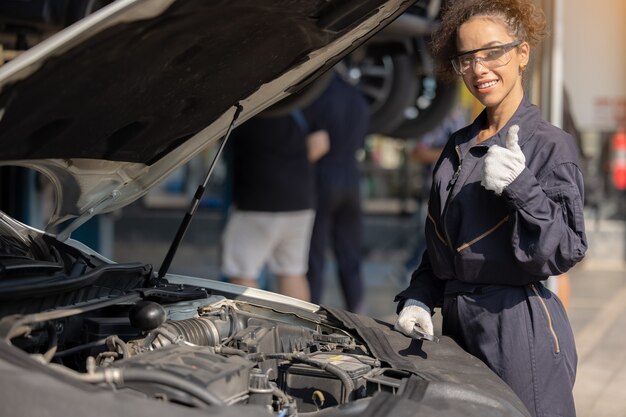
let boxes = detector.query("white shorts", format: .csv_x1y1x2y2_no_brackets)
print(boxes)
221,209,315,279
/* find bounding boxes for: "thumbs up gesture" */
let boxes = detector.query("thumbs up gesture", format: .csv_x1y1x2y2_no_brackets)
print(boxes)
481,125,526,195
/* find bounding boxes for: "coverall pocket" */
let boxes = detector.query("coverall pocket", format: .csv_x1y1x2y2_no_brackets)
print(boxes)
528,283,561,355
545,184,586,256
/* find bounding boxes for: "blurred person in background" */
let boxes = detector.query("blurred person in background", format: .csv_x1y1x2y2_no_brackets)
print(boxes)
393,1,587,416
305,74,369,313
220,112,329,301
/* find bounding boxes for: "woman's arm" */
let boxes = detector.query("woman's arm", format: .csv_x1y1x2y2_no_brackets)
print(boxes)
394,250,446,313
503,161,587,276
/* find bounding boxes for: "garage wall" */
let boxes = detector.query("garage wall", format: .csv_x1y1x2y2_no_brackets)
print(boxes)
563,0,626,131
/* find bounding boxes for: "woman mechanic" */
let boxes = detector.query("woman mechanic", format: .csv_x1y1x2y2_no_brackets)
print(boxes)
393,1,587,416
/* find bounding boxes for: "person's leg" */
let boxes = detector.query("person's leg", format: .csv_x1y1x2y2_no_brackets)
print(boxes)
332,188,364,313
526,283,577,417
228,277,258,288
269,210,315,301
307,194,332,304
447,285,577,417
221,211,275,288
277,274,310,301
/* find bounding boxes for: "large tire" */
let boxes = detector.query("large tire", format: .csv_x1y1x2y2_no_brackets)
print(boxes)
337,51,419,136
390,78,459,139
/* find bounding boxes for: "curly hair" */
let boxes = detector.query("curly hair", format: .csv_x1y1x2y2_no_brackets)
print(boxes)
431,0,547,81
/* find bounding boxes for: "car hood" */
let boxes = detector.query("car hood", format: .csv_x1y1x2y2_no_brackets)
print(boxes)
0,0,412,237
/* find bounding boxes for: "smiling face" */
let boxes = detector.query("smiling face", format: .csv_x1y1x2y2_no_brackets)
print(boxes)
456,16,529,115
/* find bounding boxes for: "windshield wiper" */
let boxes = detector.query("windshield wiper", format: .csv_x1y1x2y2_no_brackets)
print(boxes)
157,104,243,280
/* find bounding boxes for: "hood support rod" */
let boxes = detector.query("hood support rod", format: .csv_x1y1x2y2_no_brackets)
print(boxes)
157,104,243,280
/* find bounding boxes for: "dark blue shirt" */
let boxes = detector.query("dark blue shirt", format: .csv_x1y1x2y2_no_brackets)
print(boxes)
230,114,314,212
304,76,369,189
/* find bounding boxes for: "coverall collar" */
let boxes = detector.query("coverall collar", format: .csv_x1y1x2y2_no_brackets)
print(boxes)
455,96,541,156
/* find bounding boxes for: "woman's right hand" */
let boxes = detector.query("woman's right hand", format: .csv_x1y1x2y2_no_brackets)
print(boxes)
394,299,434,337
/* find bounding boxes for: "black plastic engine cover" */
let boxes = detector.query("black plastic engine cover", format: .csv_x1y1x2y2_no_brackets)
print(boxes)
111,345,254,405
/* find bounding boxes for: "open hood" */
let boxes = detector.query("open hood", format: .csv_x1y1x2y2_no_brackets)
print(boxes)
0,0,412,236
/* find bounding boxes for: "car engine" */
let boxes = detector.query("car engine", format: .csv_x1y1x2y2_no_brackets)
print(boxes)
0,271,407,416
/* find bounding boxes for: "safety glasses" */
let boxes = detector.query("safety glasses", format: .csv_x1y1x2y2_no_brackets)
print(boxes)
450,40,521,75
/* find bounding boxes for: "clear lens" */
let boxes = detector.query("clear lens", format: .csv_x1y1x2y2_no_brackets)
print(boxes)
450,57,463,75
450,41,520,75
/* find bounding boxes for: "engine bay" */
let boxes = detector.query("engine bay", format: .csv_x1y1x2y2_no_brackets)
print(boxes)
0,277,411,416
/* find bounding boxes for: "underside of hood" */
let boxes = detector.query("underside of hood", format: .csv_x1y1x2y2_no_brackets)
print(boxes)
0,0,412,235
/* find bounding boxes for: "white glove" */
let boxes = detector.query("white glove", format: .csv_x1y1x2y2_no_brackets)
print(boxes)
481,124,526,195
394,299,433,338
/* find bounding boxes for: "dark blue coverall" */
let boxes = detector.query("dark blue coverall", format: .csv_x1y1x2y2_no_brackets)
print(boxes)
305,76,369,313
395,97,587,417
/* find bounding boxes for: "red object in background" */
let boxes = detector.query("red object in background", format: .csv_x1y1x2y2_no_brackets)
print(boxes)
612,128,626,190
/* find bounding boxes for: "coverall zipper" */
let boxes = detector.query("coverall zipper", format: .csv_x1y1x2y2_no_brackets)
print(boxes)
456,215,509,252
442,145,463,250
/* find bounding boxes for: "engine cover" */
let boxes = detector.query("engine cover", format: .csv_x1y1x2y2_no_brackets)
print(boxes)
111,344,254,405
